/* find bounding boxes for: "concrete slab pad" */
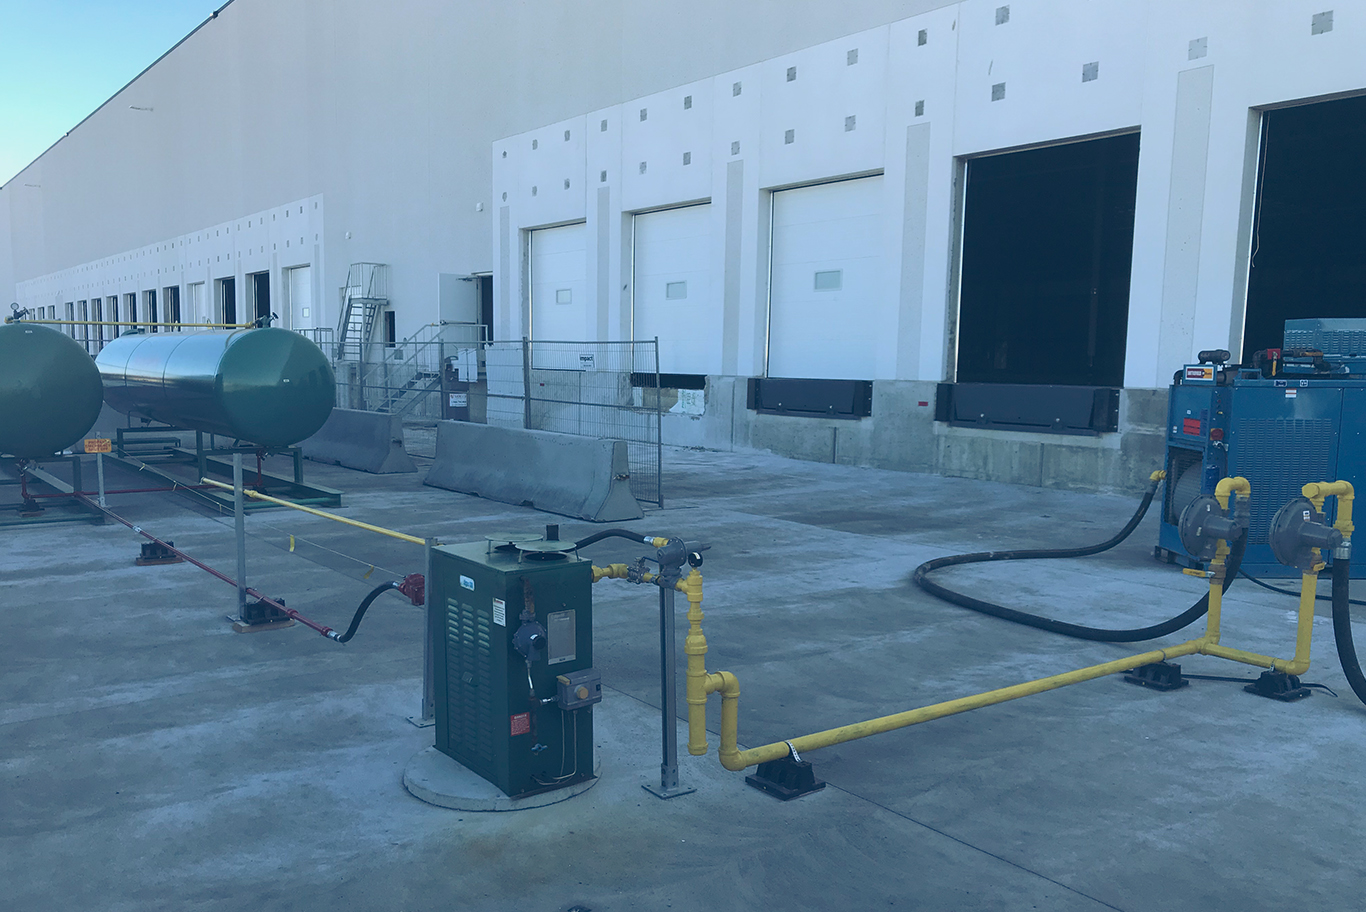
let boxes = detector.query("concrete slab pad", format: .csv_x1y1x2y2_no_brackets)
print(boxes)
403,746,600,811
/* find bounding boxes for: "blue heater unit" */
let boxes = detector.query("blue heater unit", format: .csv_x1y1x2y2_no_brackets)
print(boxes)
1157,319,1366,578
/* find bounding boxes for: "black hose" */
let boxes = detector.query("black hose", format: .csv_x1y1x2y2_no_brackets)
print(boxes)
337,581,401,643
572,528,653,550
912,480,1248,642
1239,568,1366,606
1330,557,1366,705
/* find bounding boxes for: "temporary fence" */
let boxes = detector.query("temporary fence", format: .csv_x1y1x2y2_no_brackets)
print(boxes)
484,338,663,507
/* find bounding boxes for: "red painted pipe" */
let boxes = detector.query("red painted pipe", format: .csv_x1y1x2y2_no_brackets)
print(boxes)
75,494,342,641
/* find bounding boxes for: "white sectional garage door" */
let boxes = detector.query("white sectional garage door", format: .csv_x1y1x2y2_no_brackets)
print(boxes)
529,222,588,341
632,203,716,374
768,176,885,379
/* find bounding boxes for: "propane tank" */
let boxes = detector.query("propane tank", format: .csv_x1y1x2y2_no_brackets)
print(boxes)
96,327,335,447
0,322,104,458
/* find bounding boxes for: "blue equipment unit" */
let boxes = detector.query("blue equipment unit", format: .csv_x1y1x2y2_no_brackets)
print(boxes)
1157,319,1366,578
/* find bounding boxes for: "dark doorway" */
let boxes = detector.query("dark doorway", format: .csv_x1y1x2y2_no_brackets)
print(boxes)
956,132,1140,387
219,277,236,325
384,310,397,347
145,289,158,333
1242,94,1366,360
478,275,494,340
163,286,181,328
251,271,271,323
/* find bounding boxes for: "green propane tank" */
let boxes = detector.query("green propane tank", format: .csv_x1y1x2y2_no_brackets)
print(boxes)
0,322,103,459
96,328,335,447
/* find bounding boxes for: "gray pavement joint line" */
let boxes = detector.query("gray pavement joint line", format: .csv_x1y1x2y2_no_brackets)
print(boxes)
824,782,1131,912
606,681,1128,911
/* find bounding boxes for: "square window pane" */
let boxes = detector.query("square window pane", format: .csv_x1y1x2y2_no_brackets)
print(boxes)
814,270,842,291
555,288,572,305
665,281,687,300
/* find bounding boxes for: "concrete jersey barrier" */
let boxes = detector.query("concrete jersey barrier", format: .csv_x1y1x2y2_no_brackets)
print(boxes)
300,408,417,474
423,421,643,522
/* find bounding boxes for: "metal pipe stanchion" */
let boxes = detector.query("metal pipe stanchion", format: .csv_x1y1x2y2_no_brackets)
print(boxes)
409,537,437,728
233,452,247,615
644,577,694,799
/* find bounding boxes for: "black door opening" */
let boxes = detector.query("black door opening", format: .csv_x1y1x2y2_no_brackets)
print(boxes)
956,132,1140,387
478,275,494,340
220,277,236,325
1242,94,1366,360
251,272,271,323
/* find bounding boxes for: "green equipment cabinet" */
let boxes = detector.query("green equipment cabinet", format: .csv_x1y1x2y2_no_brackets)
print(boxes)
429,541,600,798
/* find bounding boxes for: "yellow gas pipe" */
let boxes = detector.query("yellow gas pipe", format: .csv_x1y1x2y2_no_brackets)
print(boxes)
682,476,1358,774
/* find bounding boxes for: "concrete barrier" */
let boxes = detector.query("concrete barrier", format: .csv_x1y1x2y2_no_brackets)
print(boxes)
423,421,643,522
300,408,416,474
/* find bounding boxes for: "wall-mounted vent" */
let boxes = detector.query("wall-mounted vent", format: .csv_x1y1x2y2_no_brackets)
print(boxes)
1311,10,1334,34
847,48,859,65
640,108,648,121
683,152,692,165
786,66,797,82
684,95,692,109
991,82,1006,101
1188,37,1208,59
784,129,795,144
733,81,742,96
1082,61,1099,82
731,141,741,155
995,5,1010,25
915,100,925,117
844,115,856,132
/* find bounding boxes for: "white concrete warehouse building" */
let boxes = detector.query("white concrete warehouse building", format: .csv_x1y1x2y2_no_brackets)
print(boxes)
3,0,1364,491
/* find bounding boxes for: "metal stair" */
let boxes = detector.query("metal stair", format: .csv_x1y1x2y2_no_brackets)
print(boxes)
377,369,442,415
335,263,389,361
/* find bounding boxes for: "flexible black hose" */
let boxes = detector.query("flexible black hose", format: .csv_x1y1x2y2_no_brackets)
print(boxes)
1330,558,1366,705
572,528,653,550
1239,568,1366,606
337,581,401,643
912,480,1247,642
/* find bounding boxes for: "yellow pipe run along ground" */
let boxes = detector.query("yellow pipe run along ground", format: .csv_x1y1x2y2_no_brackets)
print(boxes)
200,477,425,545
683,477,1352,773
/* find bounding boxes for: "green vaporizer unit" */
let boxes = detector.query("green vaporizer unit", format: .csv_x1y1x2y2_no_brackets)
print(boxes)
429,541,600,798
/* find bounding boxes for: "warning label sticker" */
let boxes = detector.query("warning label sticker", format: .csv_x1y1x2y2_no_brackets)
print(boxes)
1182,418,1202,436
493,598,506,626
1184,366,1214,382
510,712,531,736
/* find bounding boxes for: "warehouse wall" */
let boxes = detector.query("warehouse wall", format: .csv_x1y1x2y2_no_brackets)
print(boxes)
493,0,1366,489
1,0,949,339
5,0,1365,492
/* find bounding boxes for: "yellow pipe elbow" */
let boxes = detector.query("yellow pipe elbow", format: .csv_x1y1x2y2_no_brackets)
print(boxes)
1150,469,1166,483
1303,481,1354,539
1214,476,1251,510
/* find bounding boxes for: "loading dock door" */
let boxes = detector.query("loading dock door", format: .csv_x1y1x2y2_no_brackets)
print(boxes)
632,204,715,374
529,223,588,341
956,133,1139,387
1243,95,1366,359
768,176,884,380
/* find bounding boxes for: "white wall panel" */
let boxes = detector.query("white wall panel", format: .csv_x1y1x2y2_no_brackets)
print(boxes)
632,204,718,374
768,176,888,379
529,222,589,341
758,25,890,190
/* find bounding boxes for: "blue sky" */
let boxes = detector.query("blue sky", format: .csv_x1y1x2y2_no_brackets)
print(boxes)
0,0,225,185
